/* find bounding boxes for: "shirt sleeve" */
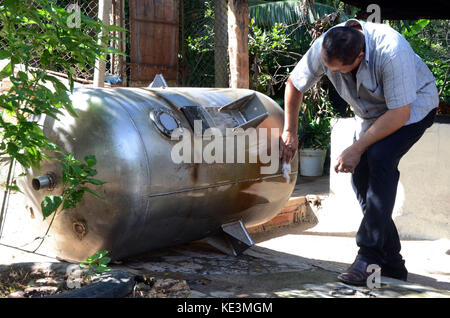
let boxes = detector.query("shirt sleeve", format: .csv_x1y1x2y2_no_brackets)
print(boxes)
381,50,417,109
289,35,326,93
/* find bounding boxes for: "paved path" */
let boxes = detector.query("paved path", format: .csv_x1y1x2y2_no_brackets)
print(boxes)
1,232,449,298
109,238,450,298
0,169,448,297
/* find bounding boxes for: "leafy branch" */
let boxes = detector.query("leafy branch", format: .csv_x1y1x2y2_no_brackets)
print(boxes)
249,19,300,96
80,250,112,275
0,1,124,230
40,154,106,219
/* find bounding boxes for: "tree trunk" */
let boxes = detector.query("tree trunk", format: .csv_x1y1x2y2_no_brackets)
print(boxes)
228,0,249,89
214,0,229,88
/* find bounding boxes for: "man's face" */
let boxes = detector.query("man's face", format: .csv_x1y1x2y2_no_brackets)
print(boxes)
321,51,364,74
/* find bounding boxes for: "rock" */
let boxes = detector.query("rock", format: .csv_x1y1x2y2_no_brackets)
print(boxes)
8,291,25,298
188,290,207,298
134,275,155,286
339,288,356,296
48,270,135,298
135,282,151,292
154,278,184,291
209,291,235,298
35,277,64,286
25,286,59,297
355,291,372,298
148,279,190,298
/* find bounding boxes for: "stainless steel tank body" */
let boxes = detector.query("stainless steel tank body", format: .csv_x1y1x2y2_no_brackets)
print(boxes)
20,87,298,261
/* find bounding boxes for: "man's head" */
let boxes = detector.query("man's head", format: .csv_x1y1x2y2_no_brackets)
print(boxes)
321,26,365,73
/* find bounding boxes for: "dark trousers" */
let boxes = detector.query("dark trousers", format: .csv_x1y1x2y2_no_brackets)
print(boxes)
351,108,436,267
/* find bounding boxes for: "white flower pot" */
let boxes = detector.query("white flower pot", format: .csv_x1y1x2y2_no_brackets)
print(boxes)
299,148,326,177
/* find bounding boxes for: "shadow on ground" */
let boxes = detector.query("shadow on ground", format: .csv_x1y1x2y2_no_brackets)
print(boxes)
111,240,450,298
1,238,448,298
250,223,450,293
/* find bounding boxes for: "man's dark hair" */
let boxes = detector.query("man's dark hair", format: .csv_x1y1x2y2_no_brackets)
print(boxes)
322,26,365,65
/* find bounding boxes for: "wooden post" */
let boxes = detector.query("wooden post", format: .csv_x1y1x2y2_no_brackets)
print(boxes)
94,0,112,87
110,0,126,86
228,0,249,89
120,0,127,86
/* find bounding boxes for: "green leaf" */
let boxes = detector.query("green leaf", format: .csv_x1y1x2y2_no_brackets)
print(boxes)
0,51,11,60
83,187,105,200
6,185,23,193
87,178,106,185
402,19,430,36
43,74,68,92
88,252,101,262
0,62,12,81
17,71,28,82
98,257,111,266
105,24,128,33
84,155,97,168
41,195,63,219
96,250,108,258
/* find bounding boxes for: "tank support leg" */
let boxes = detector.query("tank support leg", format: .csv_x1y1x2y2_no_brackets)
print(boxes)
205,220,254,256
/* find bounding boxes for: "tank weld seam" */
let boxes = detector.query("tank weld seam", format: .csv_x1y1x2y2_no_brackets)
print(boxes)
147,173,293,198
138,88,185,112
112,96,152,218
113,99,151,179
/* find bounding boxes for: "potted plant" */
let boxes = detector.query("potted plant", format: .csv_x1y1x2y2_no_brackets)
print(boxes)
298,107,331,177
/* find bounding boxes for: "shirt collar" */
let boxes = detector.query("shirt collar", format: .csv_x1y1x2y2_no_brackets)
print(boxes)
344,19,370,65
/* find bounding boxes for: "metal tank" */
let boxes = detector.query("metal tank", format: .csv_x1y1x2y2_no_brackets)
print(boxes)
19,87,298,262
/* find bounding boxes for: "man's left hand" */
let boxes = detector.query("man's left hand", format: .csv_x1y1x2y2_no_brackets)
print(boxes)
334,144,364,174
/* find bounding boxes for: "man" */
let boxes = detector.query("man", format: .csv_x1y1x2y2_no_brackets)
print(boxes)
280,19,438,286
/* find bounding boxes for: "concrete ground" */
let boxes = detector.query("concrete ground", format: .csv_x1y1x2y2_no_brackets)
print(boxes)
1,219,448,297
252,229,450,292
0,172,449,297
0,231,449,298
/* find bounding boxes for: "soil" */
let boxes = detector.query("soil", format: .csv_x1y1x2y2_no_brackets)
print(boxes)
126,275,190,298
0,265,92,298
0,266,190,298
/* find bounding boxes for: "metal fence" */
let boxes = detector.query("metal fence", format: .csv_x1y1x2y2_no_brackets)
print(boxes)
55,0,100,80
54,0,127,84
180,0,229,88
63,0,231,88
9,0,128,85
0,0,230,87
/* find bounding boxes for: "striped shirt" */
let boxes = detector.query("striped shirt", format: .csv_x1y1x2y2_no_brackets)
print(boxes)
289,19,439,138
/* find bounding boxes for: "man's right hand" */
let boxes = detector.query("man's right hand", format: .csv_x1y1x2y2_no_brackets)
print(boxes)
280,130,298,164
281,78,303,164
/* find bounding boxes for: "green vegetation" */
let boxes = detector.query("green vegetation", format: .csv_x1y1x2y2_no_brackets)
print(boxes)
299,109,332,150
80,250,112,275
41,155,106,219
0,1,119,223
248,19,300,95
392,19,449,111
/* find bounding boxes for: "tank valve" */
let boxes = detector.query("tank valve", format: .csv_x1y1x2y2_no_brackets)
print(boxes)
32,173,56,191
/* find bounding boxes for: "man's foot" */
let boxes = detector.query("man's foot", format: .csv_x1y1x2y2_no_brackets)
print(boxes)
337,258,373,286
